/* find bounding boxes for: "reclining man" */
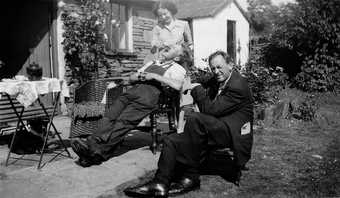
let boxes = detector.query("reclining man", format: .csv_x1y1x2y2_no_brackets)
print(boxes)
71,44,190,167
124,51,254,197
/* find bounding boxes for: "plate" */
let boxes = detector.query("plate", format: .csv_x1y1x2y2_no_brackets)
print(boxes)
1,79,20,82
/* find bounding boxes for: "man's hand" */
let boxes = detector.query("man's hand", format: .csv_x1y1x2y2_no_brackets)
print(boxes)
191,83,201,89
182,76,201,94
129,73,139,82
150,46,158,54
143,72,159,81
151,44,170,54
129,72,161,82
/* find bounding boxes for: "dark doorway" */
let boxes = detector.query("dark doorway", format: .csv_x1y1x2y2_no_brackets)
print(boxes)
0,0,56,79
227,20,236,63
0,1,58,123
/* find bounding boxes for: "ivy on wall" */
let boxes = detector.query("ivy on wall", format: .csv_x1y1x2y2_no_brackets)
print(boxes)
61,0,109,86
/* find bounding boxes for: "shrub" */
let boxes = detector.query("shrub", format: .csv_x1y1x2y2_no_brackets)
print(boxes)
243,64,289,105
290,93,318,121
295,47,340,92
262,43,302,78
242,44,289,105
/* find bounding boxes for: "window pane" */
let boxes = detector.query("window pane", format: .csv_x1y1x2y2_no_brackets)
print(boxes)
104,3,128,51
118,5,126,49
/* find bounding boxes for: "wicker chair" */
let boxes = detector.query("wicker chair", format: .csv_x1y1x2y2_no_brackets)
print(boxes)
70,78,125,138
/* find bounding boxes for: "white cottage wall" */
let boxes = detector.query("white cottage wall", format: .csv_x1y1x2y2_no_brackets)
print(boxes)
192,1,249,67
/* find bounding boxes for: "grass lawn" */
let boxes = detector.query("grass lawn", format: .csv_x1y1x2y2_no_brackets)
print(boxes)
112,93,340,198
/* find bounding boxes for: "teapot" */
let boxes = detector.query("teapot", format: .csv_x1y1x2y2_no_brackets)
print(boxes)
26,62,43,81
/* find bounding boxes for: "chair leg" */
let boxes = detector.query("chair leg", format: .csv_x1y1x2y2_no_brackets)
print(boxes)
167,110,176,132
5,106,26,166
5,128,19,166
150,113,157,154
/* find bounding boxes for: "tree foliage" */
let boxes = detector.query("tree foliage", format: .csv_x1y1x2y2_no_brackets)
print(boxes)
273,0,340,92
248,0,340,92
247,0,278,35
62,0,108,85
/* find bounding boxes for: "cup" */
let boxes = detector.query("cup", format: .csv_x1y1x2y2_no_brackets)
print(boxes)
15,75,27,81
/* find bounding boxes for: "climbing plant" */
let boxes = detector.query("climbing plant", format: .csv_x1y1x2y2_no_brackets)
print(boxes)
61,0,109,86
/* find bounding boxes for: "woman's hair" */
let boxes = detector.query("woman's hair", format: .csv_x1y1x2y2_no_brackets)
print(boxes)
177,43,193,71
208,50,232,66
152,0,178,16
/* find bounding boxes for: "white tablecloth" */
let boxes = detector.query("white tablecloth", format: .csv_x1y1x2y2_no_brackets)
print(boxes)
0,77,69,107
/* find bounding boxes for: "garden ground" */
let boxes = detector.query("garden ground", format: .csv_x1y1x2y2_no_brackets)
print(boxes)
0,93,339,198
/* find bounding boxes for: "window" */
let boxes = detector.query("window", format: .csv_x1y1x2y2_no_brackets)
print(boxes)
104,3,132,52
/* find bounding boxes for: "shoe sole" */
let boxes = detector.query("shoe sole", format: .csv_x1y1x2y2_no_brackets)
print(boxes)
168,185,200,197
124,191,168,198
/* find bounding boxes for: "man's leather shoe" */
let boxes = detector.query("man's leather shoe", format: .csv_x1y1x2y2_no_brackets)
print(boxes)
168,177,200,196
71,138,91,158
75,155,103,168
71,138,103,167
124,181,169,197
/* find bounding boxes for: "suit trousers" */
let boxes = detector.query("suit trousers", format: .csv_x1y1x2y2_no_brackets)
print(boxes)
154,112,232,185
86,84,161,160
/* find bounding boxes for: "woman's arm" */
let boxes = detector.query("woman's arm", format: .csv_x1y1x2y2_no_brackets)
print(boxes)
151,26,162,54
183,21,193,50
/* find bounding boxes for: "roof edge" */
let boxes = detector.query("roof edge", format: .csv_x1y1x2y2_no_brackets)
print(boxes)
232,0,251,23
209,0,231,18
178,0,250,23
214,0,250,23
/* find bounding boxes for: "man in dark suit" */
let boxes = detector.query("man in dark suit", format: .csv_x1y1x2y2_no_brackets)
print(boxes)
124,51,254,198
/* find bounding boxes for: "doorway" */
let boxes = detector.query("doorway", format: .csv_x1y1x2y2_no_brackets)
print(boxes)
227,20,236,63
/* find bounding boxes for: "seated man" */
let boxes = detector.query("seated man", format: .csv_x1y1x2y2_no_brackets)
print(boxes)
71,44,190,167
124,51,254,197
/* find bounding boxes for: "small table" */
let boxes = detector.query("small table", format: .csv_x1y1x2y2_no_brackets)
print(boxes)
0,77,72,169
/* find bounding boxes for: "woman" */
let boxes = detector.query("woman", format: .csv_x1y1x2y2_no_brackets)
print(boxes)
151,0,193,54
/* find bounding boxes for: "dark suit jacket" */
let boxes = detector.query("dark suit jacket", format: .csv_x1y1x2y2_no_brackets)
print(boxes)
191,70,254,166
